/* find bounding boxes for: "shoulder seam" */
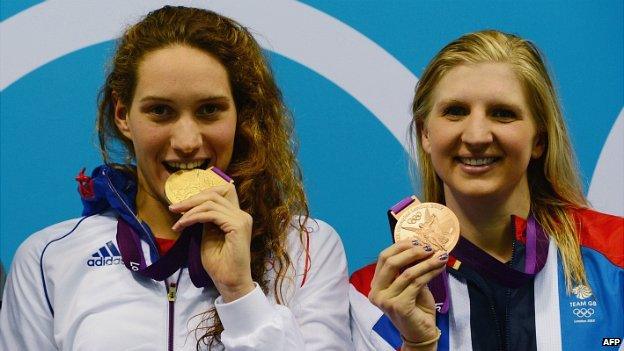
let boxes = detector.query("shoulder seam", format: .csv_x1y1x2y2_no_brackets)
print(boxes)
39,215,93,316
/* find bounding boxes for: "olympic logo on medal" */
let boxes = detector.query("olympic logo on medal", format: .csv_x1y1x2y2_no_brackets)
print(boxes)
573,308,595,318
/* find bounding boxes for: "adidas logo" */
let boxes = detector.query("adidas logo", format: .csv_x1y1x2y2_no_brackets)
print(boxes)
87,241,122,267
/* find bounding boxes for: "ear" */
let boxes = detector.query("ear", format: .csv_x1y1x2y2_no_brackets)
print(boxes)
531,132,545,159
113,93,132,140
420,121,432,154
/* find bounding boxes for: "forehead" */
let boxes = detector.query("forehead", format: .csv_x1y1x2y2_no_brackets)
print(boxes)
432,62,527,106
134,44,232,99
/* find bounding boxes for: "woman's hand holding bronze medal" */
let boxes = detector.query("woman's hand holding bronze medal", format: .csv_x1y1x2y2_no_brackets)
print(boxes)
166,167,255,302
368,196,459,348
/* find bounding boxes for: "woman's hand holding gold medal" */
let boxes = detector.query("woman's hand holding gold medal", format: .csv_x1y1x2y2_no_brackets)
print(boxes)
167,171,254,303
368,239,447,350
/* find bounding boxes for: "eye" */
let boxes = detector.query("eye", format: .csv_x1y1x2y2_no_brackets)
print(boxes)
197,104,220,117
442,105,468,119
491,108,517,121
148,104,173,118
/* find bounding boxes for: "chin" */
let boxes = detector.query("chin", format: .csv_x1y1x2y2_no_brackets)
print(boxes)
446,183,503,201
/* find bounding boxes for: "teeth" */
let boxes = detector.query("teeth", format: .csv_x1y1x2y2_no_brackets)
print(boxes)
166,160,204,170
460,157,497,166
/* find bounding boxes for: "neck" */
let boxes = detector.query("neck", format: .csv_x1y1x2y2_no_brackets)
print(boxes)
135,184,181,240
444,187,531,263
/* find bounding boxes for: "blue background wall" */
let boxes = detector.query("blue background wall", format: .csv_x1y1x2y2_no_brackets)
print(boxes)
1,1,622,273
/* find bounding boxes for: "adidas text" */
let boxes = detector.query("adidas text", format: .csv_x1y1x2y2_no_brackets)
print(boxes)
88,256,122,267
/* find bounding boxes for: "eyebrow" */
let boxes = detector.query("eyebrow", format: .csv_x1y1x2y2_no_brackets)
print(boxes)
138,95,232,103
489,102,523,112
436,98,524,111
434,99,467,110
437,99,465,106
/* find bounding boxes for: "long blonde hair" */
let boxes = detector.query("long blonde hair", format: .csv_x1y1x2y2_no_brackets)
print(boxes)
96,6,310,347
410,30,588,290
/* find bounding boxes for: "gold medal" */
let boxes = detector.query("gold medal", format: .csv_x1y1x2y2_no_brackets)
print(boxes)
164,167,232,204
393,202,460,252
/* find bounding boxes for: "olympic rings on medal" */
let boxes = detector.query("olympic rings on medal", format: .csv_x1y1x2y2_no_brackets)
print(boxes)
573,308,594,318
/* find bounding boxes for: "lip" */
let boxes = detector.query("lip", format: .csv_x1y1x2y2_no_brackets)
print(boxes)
162,158,211,174
455,157,500,175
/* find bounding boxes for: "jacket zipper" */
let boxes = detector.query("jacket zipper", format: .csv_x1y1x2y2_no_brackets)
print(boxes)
504,288,512,351
488,299,504,351
504,240,518,351
167,270,183,351
487,239,517,351
167,280,177,351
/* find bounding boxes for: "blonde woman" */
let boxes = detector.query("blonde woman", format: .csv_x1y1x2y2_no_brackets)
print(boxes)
350,30,623,351
0,6,351,350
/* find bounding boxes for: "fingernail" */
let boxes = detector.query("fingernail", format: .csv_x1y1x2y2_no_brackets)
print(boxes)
412,239,420,246
424,244,432,252
438,253,449,261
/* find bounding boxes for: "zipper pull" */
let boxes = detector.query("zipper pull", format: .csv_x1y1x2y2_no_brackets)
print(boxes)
167,283,177,302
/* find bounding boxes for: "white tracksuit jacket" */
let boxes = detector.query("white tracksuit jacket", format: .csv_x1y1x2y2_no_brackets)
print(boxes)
0,211,352,350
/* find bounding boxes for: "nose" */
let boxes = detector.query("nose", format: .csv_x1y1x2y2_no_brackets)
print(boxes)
461,112,493,151
170,116,202,156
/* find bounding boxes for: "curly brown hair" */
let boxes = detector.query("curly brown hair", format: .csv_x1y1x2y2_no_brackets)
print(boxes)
96,6,310,348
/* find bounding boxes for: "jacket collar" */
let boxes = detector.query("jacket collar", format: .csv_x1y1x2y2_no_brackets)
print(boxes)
79,164,144,234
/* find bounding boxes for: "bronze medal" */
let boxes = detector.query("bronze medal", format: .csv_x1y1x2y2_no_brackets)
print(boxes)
394,202,460,252
165,167,231,204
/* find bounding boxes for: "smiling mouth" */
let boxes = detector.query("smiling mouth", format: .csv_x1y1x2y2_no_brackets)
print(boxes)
163,159,210,173
456,157,500,166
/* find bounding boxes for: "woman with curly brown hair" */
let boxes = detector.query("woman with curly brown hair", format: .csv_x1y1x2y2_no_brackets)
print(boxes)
0,6,351,350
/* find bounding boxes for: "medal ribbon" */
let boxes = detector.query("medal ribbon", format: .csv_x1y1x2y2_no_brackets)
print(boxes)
431,215,549,314
116,219,213,287
449,215,549,287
